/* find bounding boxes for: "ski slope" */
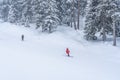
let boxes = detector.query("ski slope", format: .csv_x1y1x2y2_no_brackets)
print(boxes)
0,22,120,80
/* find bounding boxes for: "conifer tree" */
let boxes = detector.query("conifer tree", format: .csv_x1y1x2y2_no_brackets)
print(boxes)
1,0,10,22
84,0,119,40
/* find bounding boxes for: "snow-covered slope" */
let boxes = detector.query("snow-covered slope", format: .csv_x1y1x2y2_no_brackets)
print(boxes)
0,22,120,80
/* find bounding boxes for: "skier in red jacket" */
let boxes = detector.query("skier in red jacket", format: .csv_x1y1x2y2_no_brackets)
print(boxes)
66,48,70,56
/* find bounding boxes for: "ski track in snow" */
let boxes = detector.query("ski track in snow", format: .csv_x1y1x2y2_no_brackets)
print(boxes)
0,22,120,80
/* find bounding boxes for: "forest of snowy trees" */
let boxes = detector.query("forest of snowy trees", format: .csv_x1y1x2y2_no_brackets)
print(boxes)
85,0,120,46
0,0,120,46
0,0,87,32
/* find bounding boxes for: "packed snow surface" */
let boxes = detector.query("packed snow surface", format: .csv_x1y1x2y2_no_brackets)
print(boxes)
0,22,120,80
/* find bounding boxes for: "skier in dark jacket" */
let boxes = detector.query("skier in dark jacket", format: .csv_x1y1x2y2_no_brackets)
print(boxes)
21,34,24,41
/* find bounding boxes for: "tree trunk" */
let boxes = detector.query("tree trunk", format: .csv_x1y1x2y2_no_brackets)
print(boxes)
102,27,106,41
70,4,73,28
70,19,73,28
77,0,80,30
73,0,77,30
113,21,116,46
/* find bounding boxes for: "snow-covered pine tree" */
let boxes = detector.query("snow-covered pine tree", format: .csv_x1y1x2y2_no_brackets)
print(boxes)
111,0,120,46
84,0,101,40
0,0,10,22
113,0,120,38
84,0,119,40
77,0,87,30
8,0,23,24
55,0,64,25
21,0,33,27
40,0,59,33
31,0,45,29
61,0,73,27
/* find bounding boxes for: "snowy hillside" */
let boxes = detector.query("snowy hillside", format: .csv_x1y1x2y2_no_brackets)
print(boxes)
0,22,120,80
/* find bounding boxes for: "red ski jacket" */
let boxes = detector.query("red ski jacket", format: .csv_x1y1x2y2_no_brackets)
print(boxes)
66,48,70,54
